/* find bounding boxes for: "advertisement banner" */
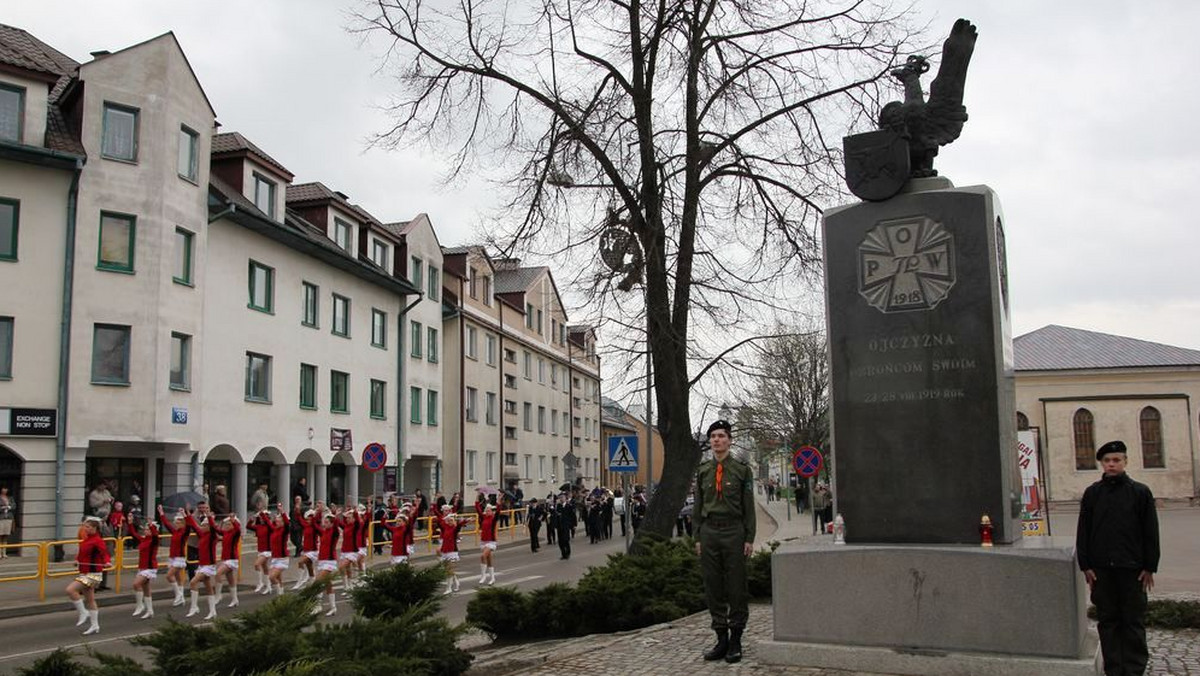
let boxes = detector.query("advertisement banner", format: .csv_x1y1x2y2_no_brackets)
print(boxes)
1017,430,1049,536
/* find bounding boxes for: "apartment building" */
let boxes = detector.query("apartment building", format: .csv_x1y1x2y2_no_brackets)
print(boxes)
440,248,602,499
0,24,603,544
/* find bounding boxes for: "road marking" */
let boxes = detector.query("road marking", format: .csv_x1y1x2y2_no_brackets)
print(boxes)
457,575,543,596
0,630,158,661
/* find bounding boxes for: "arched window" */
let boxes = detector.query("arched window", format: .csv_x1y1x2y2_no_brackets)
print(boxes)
1073,408,1095,470
1016,412,1030,431
1140,407,1164,468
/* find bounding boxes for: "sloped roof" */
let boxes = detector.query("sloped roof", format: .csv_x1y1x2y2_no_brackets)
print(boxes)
442,246,471,255
212,131,293,179
1014,325,1200,371
495,266,547,294
0,23,77,80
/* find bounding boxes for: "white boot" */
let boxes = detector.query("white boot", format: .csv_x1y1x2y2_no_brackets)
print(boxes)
72,599,88,626
324,593,337,616
478,564,487,584
142,596,154,619
452,575,460,591
291,569,308,590
186,590,200,617
82,609,100,635
213,582,224,606
133,591,145,617
487,567,496,585
274,582,284,596
204,595,218,620
171,582,185,606
254,570,265,592
443,579,454,596
227,584,240,608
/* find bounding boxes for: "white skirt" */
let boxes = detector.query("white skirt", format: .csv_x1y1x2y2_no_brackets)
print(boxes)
197,564,217,577
481,541,498,551
136,568,158,580
339,551,360,563
440,552,460,562
303,550,318,562
270,557,289,570
168,557,187,569
317,560,338,573
220,559,239,570
390,555,409,565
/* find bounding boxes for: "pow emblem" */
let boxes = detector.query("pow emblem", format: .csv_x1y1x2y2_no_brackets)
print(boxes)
858,217,955,313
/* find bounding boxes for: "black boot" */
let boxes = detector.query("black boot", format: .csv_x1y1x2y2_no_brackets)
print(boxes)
725,627,744,663
703,628,729,661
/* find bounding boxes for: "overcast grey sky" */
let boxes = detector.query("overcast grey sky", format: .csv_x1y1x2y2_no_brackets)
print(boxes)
7,1,1198,352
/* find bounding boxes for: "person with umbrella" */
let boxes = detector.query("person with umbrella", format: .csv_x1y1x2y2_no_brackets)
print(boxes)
157,505,190,606
66,516,109,635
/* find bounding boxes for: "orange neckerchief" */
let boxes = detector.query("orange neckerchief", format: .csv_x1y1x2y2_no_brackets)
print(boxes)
715,461,724,498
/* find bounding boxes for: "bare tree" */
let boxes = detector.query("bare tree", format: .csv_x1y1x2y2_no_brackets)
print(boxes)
354,0,917,548
740,328,830,465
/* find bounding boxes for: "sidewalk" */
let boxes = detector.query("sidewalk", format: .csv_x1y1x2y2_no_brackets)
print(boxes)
464,491,1200,676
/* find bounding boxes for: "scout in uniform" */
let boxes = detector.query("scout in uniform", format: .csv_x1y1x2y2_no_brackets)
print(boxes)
693,419,756,663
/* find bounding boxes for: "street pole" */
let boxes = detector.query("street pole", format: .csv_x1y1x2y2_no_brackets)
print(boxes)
623,473,632,553
809,476,818,535
645,314,653,496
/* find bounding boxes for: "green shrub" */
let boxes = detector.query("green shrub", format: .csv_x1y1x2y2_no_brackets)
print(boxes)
305,606,471,676
349,562,446,619
17,649,91,676
575,539,704,634
747,541,779,599
523,583,584,637
466,586,528,640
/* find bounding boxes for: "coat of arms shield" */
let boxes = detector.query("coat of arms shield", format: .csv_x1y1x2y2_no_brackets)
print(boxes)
844,130,910,202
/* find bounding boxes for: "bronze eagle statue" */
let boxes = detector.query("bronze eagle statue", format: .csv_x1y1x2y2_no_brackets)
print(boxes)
878,18,978,178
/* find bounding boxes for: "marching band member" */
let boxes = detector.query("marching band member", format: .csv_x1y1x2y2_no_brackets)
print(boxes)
213,513,242,608
126,517,160,619
157,505,190,606
292,503,319,589
266,504,291,595
247,511,273,593
336,507,360,591
437,505,463,594
66,516,109,635
184,504,220,619
478,503,498,585
315,510,341,616
383,510,411,565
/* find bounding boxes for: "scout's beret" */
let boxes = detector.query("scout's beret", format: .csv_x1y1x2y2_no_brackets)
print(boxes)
1096,440,1127,461
706,419,732,438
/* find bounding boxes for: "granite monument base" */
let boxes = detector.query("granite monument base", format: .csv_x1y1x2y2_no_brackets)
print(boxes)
759,539,1100,676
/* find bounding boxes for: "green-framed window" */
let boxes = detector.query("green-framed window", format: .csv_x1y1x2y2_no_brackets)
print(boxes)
370,379,387,419
428,265,440,301
91,323,130,385
427,389,438,426
410,386,422,423
248,260,274,313
97,211,135,272
371,308,387,348
173,227,193,284
300,363,317,410
302,282,319,327
245,352,271,402
411,256,423,289
410,320,422,357
169,332,190,390
427,326,438,362
0,197,18,261
332,294,350,336
0,316,13,379
331,370,349,413
0,84,24,143
101,102,138,161
253,172,276,219
177,125,199,182
334,218,352,252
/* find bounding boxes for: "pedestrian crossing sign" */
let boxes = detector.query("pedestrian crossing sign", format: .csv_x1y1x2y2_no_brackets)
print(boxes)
608,435,639,472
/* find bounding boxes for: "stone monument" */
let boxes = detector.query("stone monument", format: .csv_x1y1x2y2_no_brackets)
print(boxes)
759,19,1101,676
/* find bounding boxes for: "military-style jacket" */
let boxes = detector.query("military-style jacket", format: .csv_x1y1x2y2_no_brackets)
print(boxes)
693,455,756,543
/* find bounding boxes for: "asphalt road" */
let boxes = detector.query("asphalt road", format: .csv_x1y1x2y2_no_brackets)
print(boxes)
0,532,629,673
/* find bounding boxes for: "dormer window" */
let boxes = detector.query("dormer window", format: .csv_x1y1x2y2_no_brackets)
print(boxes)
411,256,424,289
0,84,24,143
482,275,492,306
253,172,276,219
371,238,389,268
333,218,352,252
468,267,478,298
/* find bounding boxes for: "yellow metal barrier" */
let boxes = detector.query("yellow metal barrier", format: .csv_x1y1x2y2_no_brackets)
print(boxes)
0,542,43,585
38,538,119,601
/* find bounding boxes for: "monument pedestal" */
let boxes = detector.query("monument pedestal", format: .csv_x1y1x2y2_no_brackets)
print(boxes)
759,539,1101,676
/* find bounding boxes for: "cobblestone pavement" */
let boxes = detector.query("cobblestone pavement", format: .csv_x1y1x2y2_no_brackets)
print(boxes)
466,604,1199,676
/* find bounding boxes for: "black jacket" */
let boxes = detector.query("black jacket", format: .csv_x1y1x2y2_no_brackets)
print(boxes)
1076,472,1160,572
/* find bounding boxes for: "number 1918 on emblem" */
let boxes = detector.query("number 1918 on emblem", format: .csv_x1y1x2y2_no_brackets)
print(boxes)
857,217,956,313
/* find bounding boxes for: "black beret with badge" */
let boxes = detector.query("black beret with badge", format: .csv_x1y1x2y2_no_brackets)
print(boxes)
706,419,732,438
1096,440,1127,461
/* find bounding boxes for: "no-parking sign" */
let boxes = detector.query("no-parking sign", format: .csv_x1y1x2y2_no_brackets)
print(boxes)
363,442,387,472
793,445,823,478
